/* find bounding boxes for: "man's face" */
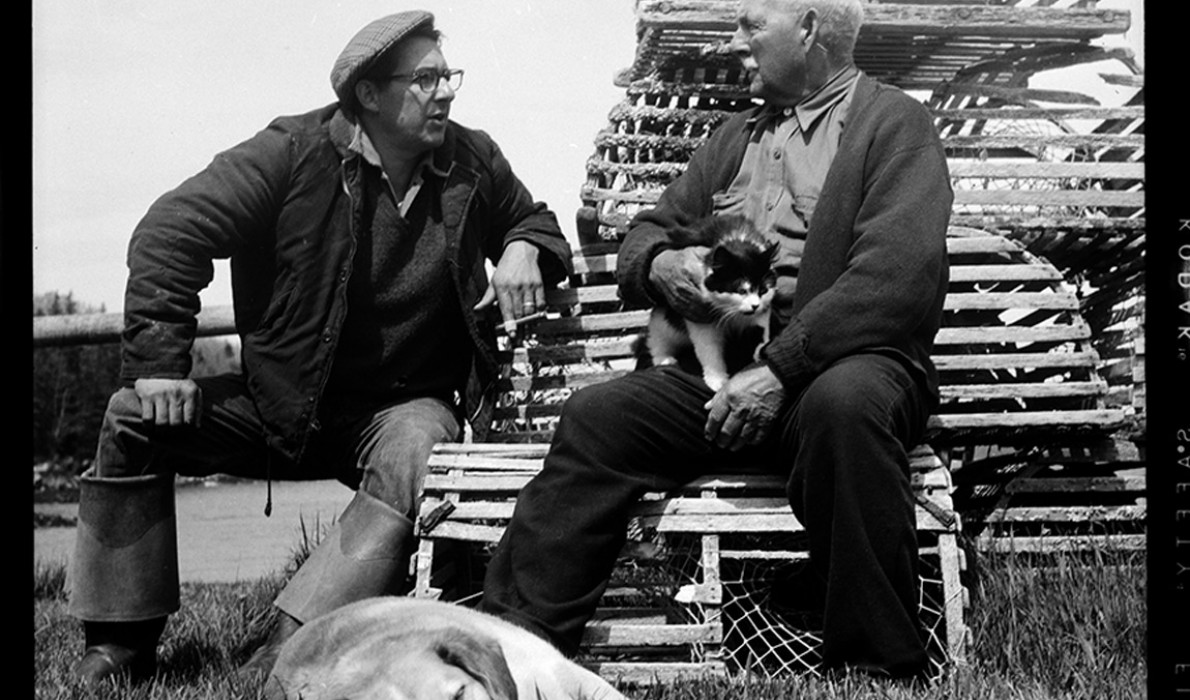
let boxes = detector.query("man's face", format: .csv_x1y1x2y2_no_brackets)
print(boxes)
731,0,811,106
364,35,455,156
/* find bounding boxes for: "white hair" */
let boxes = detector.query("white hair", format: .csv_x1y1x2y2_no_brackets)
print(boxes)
776,0,865,63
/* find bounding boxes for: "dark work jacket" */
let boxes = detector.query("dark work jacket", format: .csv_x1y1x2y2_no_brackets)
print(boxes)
121,105,571,470
619,74,952,402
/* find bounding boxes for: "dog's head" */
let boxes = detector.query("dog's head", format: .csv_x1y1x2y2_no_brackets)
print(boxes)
266,624,518,700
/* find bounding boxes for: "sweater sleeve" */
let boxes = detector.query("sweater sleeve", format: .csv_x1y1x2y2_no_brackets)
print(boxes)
761,99,953,389
617,113,750,308
121,124,293,383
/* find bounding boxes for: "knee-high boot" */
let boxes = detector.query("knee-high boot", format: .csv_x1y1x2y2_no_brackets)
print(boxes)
68,470,180,683
238,489,414,680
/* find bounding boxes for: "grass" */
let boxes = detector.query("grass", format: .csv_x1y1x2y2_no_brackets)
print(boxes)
32,540,1146,699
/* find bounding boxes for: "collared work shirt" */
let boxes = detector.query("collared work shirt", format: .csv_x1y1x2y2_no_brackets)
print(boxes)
712,66,860,301
349,123,446,217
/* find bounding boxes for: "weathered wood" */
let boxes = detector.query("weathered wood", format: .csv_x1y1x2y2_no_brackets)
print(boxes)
583,622,722,647
583,661,727,684
982,505,1145,523
946,161,1145,179
973,533,1146,553
952,189,1144,208
33,305,237,348
928,409,1123,431
1005,474,1145,494
634,2,1130,39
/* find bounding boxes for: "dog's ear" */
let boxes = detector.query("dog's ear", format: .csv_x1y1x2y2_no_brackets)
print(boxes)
431,629,519,700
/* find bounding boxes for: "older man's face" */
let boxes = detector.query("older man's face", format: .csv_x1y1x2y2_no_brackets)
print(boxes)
366,35,456,156
731,0,812,106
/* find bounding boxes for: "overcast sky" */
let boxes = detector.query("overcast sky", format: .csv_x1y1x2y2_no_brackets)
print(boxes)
31,1,1143,314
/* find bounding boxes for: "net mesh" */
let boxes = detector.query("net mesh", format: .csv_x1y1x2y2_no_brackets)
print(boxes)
583,526,954,680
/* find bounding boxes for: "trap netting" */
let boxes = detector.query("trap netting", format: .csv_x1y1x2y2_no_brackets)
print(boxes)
588,526,952,680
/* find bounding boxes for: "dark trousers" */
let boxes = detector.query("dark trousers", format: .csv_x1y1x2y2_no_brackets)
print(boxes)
481,353,932,677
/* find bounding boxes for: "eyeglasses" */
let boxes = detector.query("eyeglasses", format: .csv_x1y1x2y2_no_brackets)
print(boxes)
381,68,464,93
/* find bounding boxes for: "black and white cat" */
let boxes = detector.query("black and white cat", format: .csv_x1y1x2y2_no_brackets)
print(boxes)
644,215,780,391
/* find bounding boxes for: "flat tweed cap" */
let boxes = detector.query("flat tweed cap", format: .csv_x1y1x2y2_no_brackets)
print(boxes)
331,10,436,108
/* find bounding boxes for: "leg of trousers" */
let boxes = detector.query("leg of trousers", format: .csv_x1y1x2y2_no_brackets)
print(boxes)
480,354,930,675
86,375,460,617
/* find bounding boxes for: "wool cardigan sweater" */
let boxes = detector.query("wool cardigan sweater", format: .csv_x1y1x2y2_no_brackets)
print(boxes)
121,105,571,469
619,73,953,402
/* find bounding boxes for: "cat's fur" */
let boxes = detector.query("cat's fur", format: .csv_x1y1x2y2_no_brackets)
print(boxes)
644,215,779,391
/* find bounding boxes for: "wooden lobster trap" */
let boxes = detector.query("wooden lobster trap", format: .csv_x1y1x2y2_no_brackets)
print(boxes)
413,0,1142,686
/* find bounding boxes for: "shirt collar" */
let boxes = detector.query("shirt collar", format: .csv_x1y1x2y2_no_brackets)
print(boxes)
748,65,860,133
348,123,449,179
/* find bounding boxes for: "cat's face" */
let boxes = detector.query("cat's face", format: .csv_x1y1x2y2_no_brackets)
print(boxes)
703,236,779,319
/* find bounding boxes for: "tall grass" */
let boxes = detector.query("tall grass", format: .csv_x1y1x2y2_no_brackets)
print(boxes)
33,539,1146,699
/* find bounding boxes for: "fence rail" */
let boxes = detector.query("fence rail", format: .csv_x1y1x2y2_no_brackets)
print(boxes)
32,306,237,349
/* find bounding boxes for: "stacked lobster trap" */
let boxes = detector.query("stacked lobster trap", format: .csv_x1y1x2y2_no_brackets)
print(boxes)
413,0,1144,685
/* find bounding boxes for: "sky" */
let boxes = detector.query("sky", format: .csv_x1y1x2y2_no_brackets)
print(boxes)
31,1,639,312
31,0,1143,314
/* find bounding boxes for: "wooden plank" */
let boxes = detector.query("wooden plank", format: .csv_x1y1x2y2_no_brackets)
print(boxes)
585,661,727,684
933,323,1090,345
583,622,722,647
933,106,1144,121
981,505,1145,523
952,189,1145,207
946,161,1145,179
33,304,237,348
972,533,1146,553
947,264,1063,282
942,133,1144,150
424,521,506,543
938,533,970,664
637,506,953,534
927,409,1124,431
422,474,536,492
939,381,1106,401
943,292,1079,311
932,351,1100,371
432,443,550,457
634,2,1131,39
1005,475,1146,494
427,454,544,471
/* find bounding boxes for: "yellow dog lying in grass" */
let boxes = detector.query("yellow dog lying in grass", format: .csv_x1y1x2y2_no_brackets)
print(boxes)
262,597,629,700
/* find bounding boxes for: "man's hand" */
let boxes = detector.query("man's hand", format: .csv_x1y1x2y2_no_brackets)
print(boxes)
704,363,785,451
134,378,203,427
474,240,546,338
649,247,715,323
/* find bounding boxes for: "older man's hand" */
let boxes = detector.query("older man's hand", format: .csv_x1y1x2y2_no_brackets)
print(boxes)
649,247,716,323
474,240,546,338
134,377,203,427
704,363,785,451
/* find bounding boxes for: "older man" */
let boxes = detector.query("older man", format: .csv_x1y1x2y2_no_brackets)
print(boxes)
481,0,951,680
67,11,570,685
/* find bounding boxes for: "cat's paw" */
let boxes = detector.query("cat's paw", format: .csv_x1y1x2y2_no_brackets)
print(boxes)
654,356,679,367
703,373,727,392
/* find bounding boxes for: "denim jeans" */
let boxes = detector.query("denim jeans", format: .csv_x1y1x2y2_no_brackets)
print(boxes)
93,373,461,519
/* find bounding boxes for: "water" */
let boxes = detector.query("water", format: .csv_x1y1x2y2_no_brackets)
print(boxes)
33,480,353,583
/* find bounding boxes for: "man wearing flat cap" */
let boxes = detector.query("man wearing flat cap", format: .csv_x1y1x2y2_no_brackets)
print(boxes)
66,10,571,686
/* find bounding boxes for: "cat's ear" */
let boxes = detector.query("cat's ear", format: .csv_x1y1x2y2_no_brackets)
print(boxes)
764,239,780,261
709,243,734,270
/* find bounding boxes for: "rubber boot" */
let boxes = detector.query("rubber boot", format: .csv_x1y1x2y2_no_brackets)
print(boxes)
67,471,180,684
237,490,414,682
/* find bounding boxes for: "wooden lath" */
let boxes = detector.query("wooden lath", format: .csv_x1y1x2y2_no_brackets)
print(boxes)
625,0,1132,90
